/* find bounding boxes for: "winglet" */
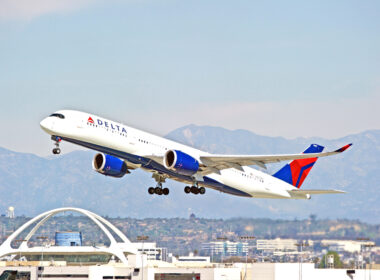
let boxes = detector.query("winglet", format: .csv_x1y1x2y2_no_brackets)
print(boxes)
334,143,353,153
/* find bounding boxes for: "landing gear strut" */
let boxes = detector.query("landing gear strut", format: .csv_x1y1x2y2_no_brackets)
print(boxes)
51,136,61,155
184,184,205,195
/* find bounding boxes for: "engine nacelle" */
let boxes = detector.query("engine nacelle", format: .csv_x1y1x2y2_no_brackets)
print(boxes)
164,150,199,176
92,153,128,178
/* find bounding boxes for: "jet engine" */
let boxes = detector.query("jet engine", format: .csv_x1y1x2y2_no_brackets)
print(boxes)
92,153,128,178
163,150,199,176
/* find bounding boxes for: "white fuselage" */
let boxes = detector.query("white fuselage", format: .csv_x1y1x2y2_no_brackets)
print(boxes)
40,110,304,199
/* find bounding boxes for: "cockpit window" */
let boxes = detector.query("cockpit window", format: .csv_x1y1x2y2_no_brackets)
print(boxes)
49,113,65,119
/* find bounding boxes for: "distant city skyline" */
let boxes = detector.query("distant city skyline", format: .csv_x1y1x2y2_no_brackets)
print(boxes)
0,0,379,156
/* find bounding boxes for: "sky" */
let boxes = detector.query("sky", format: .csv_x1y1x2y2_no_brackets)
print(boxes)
0,0,379,156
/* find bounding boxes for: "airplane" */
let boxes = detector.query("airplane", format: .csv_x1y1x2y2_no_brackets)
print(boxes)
40,110,352,199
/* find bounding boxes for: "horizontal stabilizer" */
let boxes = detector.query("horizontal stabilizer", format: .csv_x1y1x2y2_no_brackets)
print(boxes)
289,189,346,194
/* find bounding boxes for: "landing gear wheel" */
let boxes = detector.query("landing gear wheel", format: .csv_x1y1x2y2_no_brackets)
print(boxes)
155,187,162,195
148,187,155,195
191,186,199,194
184,186,191,194
199,187,206,195
163,188,169,195
52,148,61,155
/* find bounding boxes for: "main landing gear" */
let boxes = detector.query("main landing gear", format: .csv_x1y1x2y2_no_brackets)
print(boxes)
184,184,206,195
149,173,169,196
51,136,61,155
148,183,169,196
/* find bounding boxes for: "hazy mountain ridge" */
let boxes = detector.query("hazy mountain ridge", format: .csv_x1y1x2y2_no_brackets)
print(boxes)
0,127,379,222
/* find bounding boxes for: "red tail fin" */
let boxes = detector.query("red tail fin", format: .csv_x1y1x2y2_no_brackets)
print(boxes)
273,144,324,188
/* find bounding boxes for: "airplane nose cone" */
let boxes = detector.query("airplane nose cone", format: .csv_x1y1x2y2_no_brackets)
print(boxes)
40,118,53,133
40,118,48,129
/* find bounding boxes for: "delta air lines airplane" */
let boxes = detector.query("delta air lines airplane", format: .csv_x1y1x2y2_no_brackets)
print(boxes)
40,110,352,199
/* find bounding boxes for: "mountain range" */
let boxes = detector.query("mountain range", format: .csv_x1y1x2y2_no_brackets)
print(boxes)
0,126,379,223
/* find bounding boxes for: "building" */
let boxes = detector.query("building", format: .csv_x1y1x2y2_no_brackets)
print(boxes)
171,252,211,265
250,263,380,280
0,264,242,280
0,207,137,265
202,241,248,256
256,238,298,252
134,242,168,261
321,239,376,253
0,207,242,280
1,207,379,280
1,262,380,280
55,231,82,246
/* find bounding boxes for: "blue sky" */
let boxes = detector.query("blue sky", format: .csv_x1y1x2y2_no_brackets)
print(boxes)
0,0,379,155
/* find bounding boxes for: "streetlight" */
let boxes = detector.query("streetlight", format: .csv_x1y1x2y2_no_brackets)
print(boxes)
356,237,371,270
362,242,375,280
36,236,48,262
36,236,48,280
137,235,149,280
295,241,310,280
239,236,255,280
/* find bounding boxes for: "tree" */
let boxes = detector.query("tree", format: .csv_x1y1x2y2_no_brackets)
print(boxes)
319,251,343,268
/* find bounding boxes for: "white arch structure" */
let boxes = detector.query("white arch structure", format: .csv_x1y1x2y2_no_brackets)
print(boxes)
0,207,137,265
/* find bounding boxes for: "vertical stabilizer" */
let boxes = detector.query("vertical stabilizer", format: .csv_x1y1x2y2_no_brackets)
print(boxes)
273,144,324,188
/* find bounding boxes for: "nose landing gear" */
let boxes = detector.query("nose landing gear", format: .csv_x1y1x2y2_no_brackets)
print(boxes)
51,136,62,155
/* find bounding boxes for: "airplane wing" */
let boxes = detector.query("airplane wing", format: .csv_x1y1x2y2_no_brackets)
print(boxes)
144,144,352,176
199,144,352,175
288,189,346,194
